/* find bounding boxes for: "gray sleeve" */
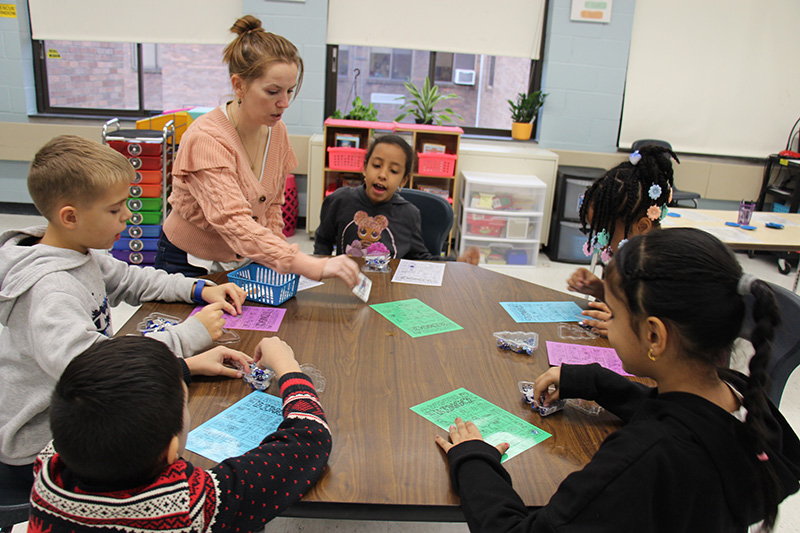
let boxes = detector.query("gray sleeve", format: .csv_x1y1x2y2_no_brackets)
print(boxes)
145,316,212,358
96,252,197,307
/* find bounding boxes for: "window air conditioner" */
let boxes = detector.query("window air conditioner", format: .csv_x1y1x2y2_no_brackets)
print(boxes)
454,69,476,86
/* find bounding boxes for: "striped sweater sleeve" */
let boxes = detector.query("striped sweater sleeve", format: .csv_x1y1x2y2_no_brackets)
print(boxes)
209,372,331,532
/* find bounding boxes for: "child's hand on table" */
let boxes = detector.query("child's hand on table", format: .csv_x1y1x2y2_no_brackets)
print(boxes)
567,268,605,300
193,302,227,341
580,301,611,337
457,246,481,265
185,346,253,378
532,367,562,407
435,417,509,456
322,255,360,289
254,336,301,378
201,282,246,316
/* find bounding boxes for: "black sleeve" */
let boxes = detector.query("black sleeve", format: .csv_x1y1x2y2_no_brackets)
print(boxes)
210,372,331,532
447,440,541,532
446,418,679,532
314,195,337,255
178,358,192,385
560,363,654,422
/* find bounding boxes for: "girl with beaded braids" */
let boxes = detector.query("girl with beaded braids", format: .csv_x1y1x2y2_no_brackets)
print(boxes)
566,144,678,336
436,228,800,533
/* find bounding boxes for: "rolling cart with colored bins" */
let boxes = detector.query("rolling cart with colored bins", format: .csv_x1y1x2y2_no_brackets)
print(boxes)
102,119,174,267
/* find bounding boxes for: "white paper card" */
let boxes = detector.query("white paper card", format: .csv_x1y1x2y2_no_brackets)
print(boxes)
391,260,446,286
352,273,372,302
297,276,324,292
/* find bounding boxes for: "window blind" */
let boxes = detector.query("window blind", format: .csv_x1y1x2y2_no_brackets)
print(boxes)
327,0,546,60
28,0,243,45
619,0,800,158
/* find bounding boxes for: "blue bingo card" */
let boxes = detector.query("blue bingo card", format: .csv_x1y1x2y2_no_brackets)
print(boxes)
500,301,584,323
186,391,283,463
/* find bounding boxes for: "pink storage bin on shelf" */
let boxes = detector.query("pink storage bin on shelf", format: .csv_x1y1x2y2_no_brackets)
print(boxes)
327,147,367,171
417,152,457,177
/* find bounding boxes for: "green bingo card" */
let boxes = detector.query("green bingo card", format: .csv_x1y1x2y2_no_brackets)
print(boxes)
411,388,550,462
370,298,462,337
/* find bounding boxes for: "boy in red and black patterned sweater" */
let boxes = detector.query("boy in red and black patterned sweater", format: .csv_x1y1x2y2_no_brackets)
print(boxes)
28,335,330,532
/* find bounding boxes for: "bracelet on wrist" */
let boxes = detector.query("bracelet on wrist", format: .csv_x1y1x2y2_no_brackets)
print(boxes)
192,279,207,304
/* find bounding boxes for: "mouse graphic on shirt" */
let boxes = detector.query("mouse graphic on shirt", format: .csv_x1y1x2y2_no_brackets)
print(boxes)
344,211,396,257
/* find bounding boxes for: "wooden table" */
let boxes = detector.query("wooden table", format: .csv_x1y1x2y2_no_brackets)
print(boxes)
664,208,800,253
117,261,633,521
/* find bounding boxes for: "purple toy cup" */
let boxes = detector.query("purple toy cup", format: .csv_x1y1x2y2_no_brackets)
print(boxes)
738,201,756,225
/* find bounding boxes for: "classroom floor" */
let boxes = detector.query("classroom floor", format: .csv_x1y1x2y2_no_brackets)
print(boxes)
3,212,798,533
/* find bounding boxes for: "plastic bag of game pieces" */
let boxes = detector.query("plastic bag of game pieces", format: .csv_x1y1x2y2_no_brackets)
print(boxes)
494,331,539,355
137,311,240,346
234,362,275,392
557,323,598,340
517,381,602,416
137,312,182,334
215,328,241,346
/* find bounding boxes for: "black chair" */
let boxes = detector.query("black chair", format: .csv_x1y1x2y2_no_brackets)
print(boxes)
631,139,701,208
0,463,31,532
398,188,454,256
740,281,800,407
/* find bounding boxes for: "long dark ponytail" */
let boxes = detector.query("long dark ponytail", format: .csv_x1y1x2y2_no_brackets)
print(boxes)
606,227,782,529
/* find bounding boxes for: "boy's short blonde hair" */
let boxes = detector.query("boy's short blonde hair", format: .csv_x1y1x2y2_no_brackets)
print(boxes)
28,135,134,220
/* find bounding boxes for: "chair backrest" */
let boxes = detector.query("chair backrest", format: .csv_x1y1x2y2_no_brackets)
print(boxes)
397,188,454,257
631,139,673,151
739,281,800,407
0,463,32,531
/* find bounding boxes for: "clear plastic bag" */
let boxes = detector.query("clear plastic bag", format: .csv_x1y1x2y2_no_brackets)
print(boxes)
494,331,539,355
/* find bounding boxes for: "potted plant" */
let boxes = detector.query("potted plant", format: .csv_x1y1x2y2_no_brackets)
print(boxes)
395,77,462,125
331,96,378,121
508,91,547,140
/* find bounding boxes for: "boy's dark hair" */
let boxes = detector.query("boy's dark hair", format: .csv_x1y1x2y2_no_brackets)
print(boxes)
606,227,782,529
51,337,185,485
28,135,134,220
365,134,415,178
579,144,678,251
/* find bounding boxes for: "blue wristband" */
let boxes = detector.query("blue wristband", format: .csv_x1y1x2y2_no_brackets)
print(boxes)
192,279,206,304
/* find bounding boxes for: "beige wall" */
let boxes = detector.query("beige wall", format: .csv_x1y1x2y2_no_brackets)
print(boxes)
553,149,763,202
0,121,310,174
1,122,761,205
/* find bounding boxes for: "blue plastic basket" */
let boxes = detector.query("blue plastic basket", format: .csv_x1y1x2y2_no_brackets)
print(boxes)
228,264,299,306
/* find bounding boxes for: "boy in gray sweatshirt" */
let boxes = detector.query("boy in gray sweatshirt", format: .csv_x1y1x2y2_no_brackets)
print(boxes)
0,135,247,479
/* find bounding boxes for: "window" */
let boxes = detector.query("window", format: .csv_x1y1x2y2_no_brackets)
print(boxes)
327,45,539,135
368,47,412,81
33,39,230,117
434,53,475,84
337,46,350,77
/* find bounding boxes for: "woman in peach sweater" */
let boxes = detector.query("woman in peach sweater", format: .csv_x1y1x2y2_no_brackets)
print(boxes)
155,15,358,288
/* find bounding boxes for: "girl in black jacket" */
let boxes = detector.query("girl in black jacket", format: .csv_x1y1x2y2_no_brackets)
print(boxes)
437,228,800,532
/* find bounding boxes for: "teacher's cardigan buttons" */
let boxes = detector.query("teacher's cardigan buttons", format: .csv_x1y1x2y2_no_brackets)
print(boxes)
252,216,258,221
259,195,266,202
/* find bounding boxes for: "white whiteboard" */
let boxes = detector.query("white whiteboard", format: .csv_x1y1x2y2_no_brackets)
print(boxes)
619,0,800,158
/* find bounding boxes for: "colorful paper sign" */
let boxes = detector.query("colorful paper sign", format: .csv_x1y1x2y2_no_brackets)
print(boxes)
190,305,286,331
371,298,462,337
546,341,631,376
186,391,283,463
411,388,550,462
500,301,584,323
